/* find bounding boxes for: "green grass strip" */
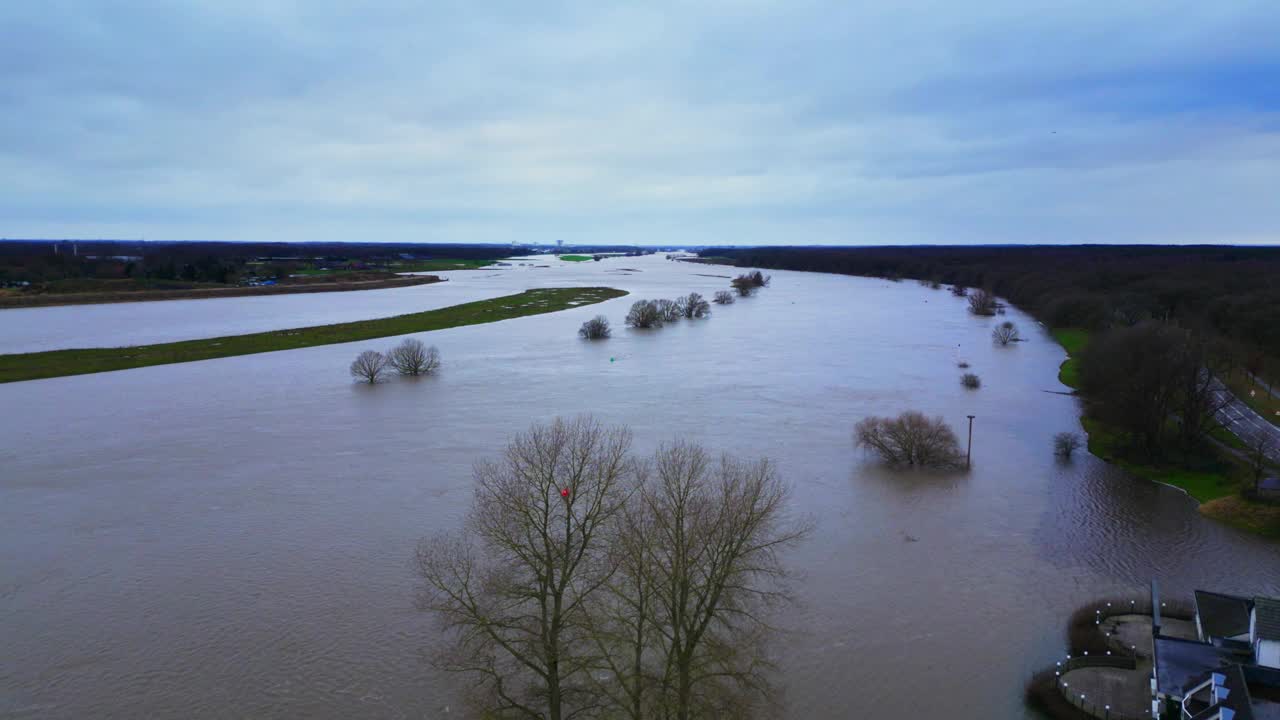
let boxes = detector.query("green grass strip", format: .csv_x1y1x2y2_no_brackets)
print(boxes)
0,286,627,384
558,255,592,262
1050,327,1090,390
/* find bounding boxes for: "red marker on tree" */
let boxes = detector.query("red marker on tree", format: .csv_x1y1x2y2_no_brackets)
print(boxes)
560,487,570,498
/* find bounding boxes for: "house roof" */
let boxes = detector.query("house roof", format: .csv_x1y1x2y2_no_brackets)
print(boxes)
1256,597,1280,642
1197,590,1254,639
1156,635,1252,698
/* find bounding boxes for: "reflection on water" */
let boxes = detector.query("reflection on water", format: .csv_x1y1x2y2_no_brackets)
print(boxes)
2,255,1277,719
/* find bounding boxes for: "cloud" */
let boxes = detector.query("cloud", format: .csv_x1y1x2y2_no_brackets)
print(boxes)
1,0,1278,245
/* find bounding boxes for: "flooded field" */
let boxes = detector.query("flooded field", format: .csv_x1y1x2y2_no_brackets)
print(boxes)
2,256,1277,718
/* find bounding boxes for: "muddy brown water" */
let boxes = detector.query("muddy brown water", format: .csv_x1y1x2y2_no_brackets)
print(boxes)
2,255,1277,718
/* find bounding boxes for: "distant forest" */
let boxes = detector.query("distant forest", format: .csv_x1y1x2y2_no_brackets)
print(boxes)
0,241,523,285
0,240,660,287
700,245,1280,362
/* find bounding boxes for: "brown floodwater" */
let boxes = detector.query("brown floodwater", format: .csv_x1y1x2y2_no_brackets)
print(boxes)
2,255,1277,718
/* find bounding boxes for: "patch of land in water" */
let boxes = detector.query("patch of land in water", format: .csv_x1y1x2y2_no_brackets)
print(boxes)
0,273,445,309
0,286,627,383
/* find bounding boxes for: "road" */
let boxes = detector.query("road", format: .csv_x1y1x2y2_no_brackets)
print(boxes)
1211,378,1280,464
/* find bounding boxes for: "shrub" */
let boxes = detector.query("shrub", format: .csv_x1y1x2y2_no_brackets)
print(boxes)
731,276,755,297
950,285,968,297
961,373,981,389
713,290,735,305
853,411,964,468
578,315,611,340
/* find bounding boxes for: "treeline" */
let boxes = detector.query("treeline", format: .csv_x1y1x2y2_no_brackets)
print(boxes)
700,245,1280,361
0,241,521,286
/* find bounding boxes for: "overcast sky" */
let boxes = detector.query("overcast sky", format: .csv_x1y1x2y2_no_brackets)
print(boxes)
3,1,1279,246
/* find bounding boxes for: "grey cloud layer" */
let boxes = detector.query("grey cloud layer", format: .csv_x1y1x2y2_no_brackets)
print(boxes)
3,1,1278,245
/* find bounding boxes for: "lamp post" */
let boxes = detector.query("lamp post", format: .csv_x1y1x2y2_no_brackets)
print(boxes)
966,415,975,469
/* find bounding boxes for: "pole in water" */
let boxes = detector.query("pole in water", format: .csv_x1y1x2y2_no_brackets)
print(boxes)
966,415,975,469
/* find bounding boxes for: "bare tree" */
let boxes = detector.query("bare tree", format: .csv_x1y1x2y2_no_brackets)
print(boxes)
748,271,770,288
590,443,810,720
387,338,441,375
961,373,981,389
626,300,663,329
579,315,612,340
712,291,735,305
950,285,968,297
854,411,964,468
992,321,1020,346
1080,323,1228,452
1247,437,1273,496
416,417,637,720
730,276,755,297
656,299,683,323
349,349,388,383
968,289,997,316
1054,432,1082,458
680,292,711,319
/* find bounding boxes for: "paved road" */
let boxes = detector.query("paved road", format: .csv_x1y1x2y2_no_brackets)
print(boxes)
1246,370,1278,399
1211,378,1280,464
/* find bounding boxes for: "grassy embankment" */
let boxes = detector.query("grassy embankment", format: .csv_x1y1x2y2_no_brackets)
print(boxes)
558,255,593,262
0,287,626,384
0,274,444,308
1052,328,1280,537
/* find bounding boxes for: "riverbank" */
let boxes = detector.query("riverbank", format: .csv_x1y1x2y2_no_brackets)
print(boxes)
1049,328,1280,538
0,286,627,383
0,274,445,309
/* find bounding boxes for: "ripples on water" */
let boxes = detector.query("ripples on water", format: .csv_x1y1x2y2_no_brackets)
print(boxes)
2,256,1277,719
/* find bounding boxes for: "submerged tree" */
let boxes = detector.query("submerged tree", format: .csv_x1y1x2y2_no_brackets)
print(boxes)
680,292,711,319
387,338,441,375
579,315,612,340
713,290,735,305
417,421,810,720
350,349,388,383
417,417,637,720
730,276,755,297
1054,432,1082,458
656,299,683,323
968,289,997,316
854,411,964,468
626,300,663,329
961,372,981,389
588,443,809,720
992,321,1020,346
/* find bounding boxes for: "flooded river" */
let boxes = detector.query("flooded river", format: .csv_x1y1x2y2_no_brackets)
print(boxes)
2,255,1277,718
